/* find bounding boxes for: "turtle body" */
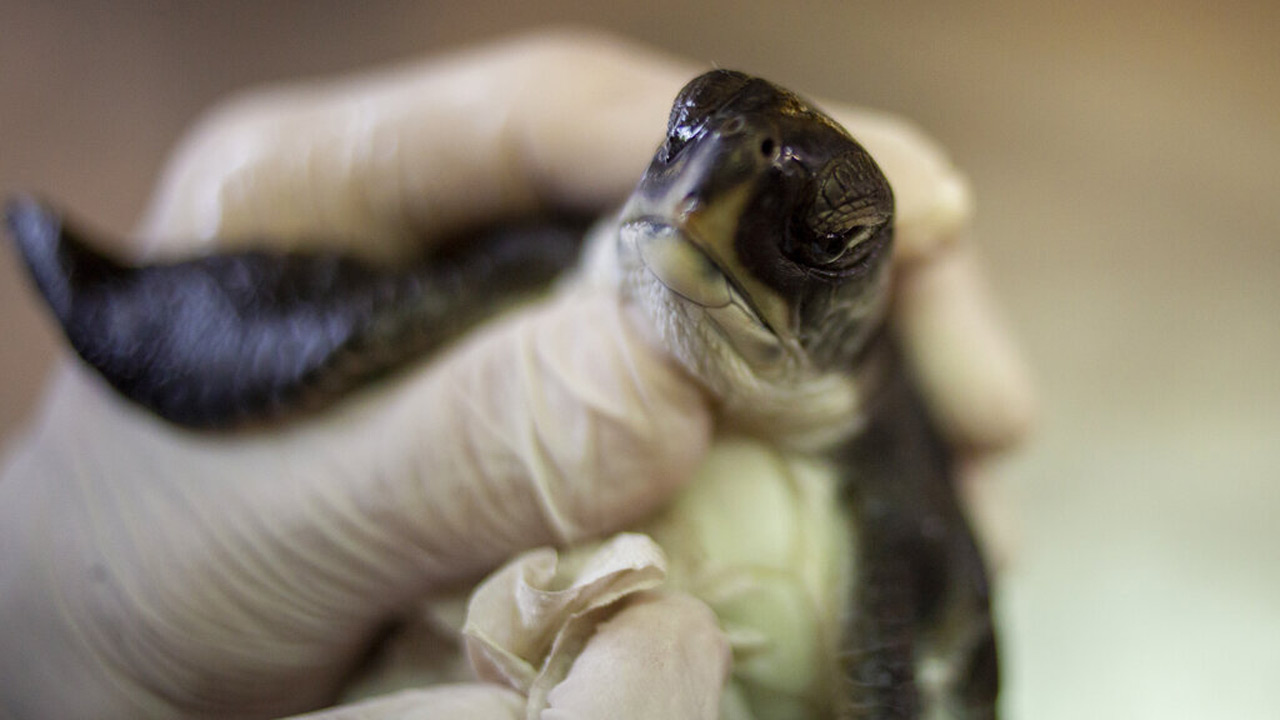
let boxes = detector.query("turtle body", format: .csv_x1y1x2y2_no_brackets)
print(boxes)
7,71,999,720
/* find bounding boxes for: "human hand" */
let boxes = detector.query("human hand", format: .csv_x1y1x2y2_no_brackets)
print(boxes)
0,28,1031,720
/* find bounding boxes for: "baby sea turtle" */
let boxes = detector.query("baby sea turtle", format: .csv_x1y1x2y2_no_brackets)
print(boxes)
7,70,999,720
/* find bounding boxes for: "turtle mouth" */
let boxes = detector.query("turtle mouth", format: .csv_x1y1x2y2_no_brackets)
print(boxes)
622,216,785,357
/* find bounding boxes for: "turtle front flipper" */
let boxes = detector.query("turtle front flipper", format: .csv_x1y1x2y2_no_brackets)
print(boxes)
837,337,1000,720
5,196,584,428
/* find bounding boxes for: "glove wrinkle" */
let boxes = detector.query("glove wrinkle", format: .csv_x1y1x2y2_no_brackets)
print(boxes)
462,534,672,719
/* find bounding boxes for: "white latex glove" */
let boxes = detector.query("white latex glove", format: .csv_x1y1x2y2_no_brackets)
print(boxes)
0,29,1033,720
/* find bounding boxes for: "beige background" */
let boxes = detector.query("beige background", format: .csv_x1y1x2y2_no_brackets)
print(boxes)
2,1,1278,718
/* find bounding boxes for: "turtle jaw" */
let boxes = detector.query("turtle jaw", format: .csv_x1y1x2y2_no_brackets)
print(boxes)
617,116,803,370
620,216,789,371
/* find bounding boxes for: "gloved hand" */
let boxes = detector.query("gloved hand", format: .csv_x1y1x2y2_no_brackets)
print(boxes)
0,29,1032,720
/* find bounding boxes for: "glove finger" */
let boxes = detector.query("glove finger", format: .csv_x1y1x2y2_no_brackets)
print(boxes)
540,591,731,720
133,29,973,270
134,29,691,259
347,287,713,586
957,456,1019,570
289,684,524,720
893,241,1036,453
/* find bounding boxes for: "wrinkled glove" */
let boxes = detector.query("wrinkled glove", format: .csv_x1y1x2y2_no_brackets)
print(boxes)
0,29,1032,720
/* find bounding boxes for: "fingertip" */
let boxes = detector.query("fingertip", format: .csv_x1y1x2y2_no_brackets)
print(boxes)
929,170,974,245
895,243,1038,454
892,156,974,264
542,591,729,720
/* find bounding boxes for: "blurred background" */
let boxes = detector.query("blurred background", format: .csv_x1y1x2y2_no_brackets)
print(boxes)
2,1,1277,718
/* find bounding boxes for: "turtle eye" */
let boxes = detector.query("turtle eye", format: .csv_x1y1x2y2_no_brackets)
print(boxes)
791,223,878,266
784,217,886,271
808,225,876,264
784,148,893,270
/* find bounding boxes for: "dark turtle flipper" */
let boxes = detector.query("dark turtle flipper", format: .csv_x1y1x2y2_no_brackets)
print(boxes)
837,336,1000,720
5,196,584,428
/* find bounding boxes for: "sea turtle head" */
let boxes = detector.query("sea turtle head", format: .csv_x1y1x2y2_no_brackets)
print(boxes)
613,70,895,444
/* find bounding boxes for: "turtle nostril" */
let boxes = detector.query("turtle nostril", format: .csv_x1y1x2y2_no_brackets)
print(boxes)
760,138,776,158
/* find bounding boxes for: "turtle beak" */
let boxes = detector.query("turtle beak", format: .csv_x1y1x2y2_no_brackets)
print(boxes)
623,122,795,341
629,220,733,309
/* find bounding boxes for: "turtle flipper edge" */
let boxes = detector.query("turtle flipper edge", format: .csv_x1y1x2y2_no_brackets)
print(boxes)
5,196,585,428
